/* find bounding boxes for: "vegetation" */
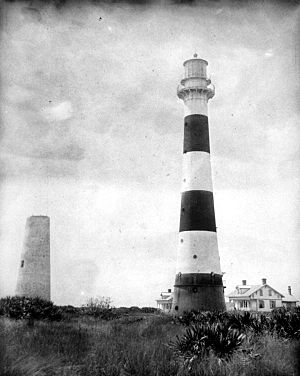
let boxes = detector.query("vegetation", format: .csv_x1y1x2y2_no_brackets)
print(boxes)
176,308,300,339
171,322,246,362
0,296,63,324
0,297,299,376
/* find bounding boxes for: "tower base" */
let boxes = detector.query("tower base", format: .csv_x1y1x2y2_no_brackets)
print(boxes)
172,273,226,315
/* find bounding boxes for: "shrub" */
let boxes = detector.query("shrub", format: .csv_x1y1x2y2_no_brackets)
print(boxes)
141,307,159,314
114,307,130,315
128,306,141,313
0,296,62,322
82,296,119,320
0,303,4,316
57,305,82,321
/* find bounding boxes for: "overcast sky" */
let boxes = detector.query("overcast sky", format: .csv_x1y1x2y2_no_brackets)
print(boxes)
0,0,299,307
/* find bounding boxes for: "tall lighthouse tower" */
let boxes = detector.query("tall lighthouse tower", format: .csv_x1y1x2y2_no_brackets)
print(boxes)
172,54,225,315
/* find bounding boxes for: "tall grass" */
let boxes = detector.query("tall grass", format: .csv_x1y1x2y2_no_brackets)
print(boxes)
0,317,89,375
1,311,299,376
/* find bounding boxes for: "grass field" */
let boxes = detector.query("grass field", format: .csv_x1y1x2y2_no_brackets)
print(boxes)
0,311,299,376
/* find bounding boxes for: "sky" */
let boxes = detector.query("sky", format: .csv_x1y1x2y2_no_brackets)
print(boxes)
0,0,299,307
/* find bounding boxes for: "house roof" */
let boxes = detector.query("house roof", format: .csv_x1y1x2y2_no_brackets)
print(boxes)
228,284,284,299
156,291,173,303
228,285,260,298
282,294,299,303
156,296,173,303
235,285,253,289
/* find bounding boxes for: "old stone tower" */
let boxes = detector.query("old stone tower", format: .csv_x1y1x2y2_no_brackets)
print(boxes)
15,216,50,301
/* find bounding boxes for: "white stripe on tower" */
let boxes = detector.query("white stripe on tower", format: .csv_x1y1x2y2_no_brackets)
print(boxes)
176,231,221,274
181,151,213,192
183,93,208,117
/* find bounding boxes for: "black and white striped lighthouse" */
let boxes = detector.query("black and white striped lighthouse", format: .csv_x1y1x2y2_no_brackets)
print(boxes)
172,54,226,315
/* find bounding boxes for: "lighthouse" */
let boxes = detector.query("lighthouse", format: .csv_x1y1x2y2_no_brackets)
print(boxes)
172,54,225,315
15,216,51,301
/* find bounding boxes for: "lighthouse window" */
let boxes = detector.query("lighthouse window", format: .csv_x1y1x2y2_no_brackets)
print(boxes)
21,260,24,268
193,254,197,259
174,305,178,311
180,239,183,243
192,287,198,293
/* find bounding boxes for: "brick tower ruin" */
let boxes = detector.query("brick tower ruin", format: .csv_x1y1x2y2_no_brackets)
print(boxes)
15,216,50,301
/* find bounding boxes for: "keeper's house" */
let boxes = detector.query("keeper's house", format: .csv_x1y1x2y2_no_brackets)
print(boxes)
156,289,173,313
227,279,298,312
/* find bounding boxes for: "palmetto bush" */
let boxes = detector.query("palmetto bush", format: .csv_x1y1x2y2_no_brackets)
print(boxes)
172,307,300,372
270,307,300,339
171,321,246,362
177,309,299,336
227,311,254,331
177,310,230,327
227,311,271,334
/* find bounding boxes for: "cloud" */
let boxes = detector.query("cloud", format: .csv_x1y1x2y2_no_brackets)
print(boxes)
21,6,42,22
1,1,298,182
264,49,274,58
41,101,73,121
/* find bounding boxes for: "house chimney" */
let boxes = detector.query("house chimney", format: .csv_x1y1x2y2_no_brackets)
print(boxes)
288,286,291,295
168,289,171,293
262,278,267,285
242,280,246,285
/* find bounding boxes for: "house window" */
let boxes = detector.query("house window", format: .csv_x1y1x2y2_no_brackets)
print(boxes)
21,260,24,268
269,300,276,309
269,290,272,296
240,301,248,308
259,300,265,309
259,290,263,296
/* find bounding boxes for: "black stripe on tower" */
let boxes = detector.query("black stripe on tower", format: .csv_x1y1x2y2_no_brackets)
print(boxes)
184,114,210,154
174,273,223,287
180,190,216,232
